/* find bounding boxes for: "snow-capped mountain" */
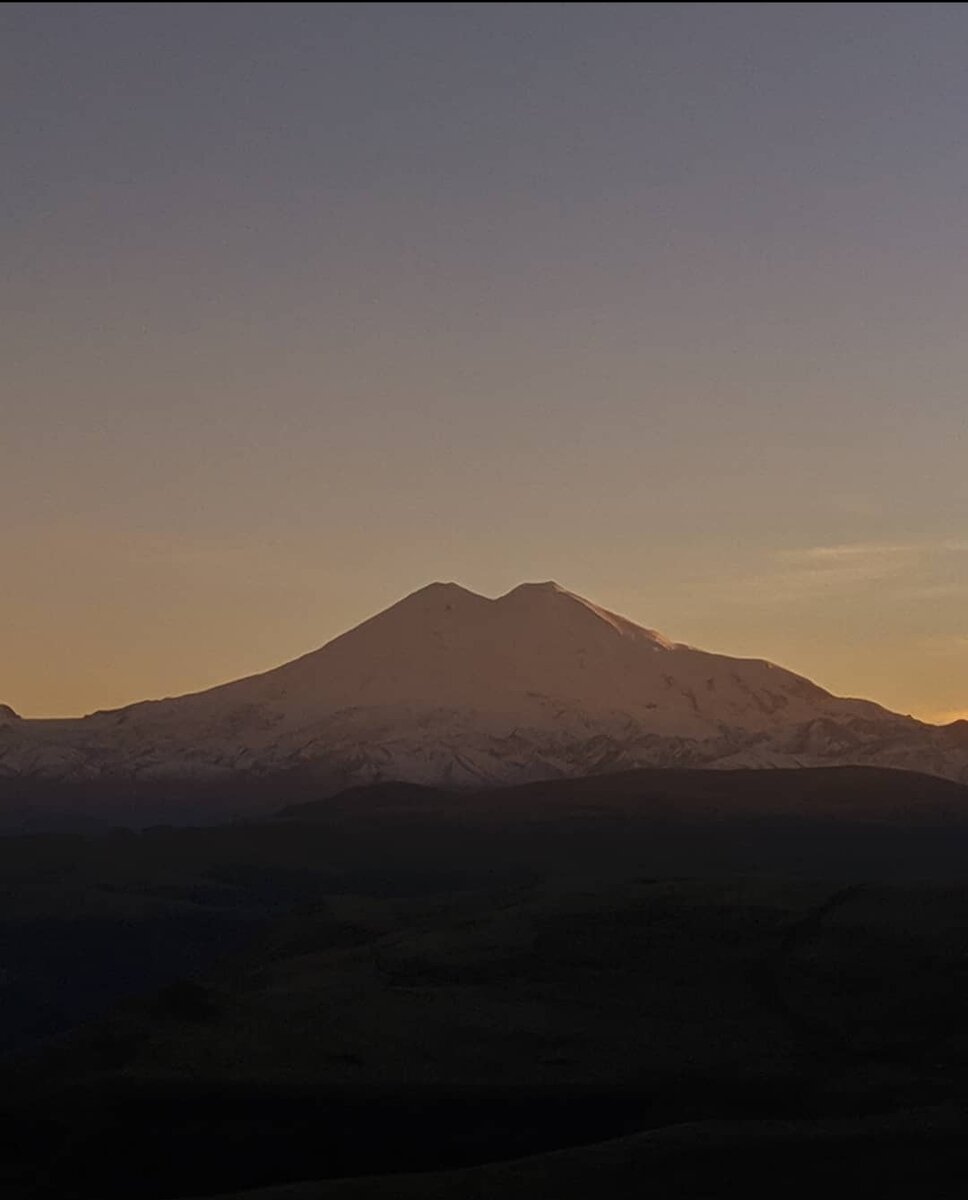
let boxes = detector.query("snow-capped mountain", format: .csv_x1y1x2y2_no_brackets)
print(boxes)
3,581,967,787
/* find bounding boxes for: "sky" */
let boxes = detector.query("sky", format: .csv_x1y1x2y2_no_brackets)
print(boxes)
3,2,967,721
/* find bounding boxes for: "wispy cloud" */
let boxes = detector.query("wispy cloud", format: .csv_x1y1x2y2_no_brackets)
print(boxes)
780,539,968,563
778,542,920,563
719,540,968,607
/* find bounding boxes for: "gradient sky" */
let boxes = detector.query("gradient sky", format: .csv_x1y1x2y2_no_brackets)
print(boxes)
3,2,967,721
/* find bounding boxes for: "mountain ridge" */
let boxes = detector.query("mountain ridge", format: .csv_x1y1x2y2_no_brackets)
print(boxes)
2,581,966,796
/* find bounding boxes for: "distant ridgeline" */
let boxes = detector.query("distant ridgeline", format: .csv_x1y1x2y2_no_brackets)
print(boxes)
2,583,967,823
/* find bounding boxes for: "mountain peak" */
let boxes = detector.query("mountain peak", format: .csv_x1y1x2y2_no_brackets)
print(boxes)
6,581,966,792
411,581,480,599
502,580,566,596
493,581,674,649
387,581,488,613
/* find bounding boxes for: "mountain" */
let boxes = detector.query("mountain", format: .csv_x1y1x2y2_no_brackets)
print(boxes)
2,581,967,795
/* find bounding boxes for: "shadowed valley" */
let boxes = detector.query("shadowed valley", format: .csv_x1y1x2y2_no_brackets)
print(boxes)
1,767,968,1198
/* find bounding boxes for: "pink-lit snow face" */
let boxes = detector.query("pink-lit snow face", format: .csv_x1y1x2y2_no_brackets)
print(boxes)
7,580,967,791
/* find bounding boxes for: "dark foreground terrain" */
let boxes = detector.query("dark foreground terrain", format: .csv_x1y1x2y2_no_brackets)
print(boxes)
1,767,968,1198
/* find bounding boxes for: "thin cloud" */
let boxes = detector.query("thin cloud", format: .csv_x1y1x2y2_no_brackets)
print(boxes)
778,542,919,563
780,540,968,564
719,539,967,606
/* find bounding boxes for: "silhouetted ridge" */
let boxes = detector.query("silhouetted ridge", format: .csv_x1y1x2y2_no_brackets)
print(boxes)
277,781,455,820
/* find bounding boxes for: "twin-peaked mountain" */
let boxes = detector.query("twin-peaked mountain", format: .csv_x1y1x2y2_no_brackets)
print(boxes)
2,581,967,788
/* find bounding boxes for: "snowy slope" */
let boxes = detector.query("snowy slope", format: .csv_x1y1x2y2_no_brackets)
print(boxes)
2,582,967,787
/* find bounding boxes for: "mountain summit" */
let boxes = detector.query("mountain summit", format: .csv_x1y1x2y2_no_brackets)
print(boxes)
2,583,966,789
105,579,859,740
